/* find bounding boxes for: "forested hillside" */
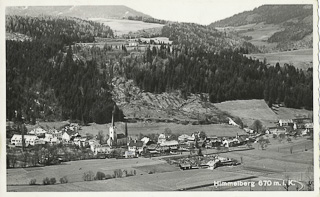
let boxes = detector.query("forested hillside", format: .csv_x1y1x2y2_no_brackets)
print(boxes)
211,5,313,51
161,23,259,53
75,38,313,111
6,15,123,124
6,13,313,126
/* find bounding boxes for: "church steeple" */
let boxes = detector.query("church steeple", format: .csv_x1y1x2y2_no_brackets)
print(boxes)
111,104,116,127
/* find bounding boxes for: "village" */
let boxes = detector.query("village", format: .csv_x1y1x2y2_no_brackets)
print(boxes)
6,106,313,170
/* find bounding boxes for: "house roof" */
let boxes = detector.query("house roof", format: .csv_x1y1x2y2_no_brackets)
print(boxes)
160,140,179,147
279,119,293,123
11,134,38,141
128,141,143,147
117,133,126,139
305,123,313,129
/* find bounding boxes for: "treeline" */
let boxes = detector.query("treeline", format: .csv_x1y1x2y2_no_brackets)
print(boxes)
127,15,167,24
6,15,123,124
6,15,114,45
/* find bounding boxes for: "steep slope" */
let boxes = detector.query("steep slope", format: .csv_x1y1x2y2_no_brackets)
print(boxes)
210,5,313,52
6,5,151,19
111,77,232,123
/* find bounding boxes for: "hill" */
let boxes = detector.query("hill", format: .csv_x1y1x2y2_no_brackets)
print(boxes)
6,5,151,19
211,5,313,52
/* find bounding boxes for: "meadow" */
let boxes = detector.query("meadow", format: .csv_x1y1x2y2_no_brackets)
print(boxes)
90,18,164,35
246,49,313,70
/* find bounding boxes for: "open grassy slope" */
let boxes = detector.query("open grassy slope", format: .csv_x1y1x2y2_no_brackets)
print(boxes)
246,49,313,70
90,18,164,36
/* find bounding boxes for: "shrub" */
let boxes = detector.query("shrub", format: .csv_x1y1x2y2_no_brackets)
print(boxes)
273,134,278,139
29,179,36,185
83,171,95,181
43,177,50,185
60,176,68,184
96,171,106,180
50,178,56,185
113,169,123,178
105,174,113,180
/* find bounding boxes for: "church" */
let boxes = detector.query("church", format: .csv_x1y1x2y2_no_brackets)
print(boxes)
107,106,128,147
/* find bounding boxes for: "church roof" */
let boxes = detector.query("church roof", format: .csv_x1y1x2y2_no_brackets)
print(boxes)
117,133,126,139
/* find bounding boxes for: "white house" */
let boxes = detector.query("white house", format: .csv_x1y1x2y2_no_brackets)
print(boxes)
279,119,293,127
141,137,150,145
11,134,39,146
266,127,286,134
160,140,179,150
62,131,78,142
28,127,47,136
128,141,144,154
158,133,166,144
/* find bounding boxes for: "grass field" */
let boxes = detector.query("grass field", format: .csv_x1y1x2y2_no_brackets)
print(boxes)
273,105,313,119
7,157,166,185
246,49,313,70
80,122,246,138
214,99,277,127
214,99,312,128
90,18,164,35
216,23,282,49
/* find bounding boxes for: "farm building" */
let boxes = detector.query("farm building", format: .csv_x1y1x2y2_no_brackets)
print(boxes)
62,130,78,142
11,134,39,146
160,140,179,150
178,134,195,142
128,140,144,154
158,133,166,144
95,145,112,155
266,127,287,134
28,127,47,136
279,119,293,127
141,137,150,145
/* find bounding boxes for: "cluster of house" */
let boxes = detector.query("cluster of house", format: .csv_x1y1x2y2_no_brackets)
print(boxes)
266,118,313,136
10,123,82,147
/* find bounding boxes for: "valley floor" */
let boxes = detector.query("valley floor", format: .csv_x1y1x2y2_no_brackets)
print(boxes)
7,136,314,191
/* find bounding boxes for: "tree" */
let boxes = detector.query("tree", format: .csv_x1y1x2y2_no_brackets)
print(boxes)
164,128,172,139
234,117,244,129
199,131,207,140
258,137,268,150
250,120,263,133
97,131,105,144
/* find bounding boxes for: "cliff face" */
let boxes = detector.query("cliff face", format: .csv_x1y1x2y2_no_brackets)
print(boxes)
111,77,228,123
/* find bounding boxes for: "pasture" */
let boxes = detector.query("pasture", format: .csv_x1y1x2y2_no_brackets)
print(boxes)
214,99,312,128
214,99,277,127
90,18,164,35
246,49,313,70
216,23,282,49
80,122,246,139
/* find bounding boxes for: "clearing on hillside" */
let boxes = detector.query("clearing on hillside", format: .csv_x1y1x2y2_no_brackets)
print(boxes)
246,49,313,70
214,99,277,127
90,18,164,35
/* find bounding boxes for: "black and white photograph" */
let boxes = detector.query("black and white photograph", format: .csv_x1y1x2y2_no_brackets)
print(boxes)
1,0,319,194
